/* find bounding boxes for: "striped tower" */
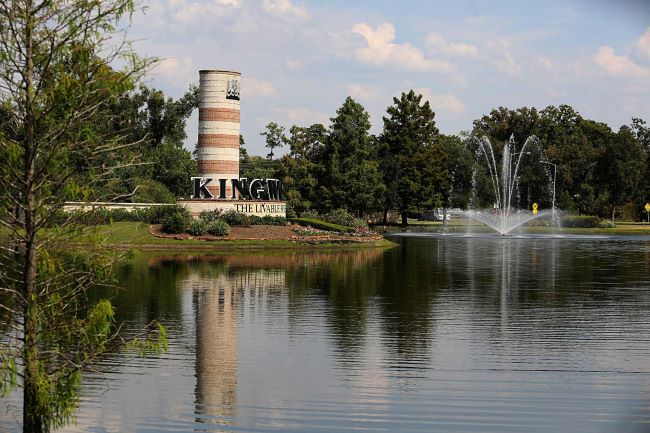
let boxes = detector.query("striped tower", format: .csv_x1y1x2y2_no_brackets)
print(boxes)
197,70,241,198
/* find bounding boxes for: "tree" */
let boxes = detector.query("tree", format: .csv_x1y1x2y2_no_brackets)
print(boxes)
440,134,474,209
111,84,199,199
0,2,165,432
320,97,384,216
379,90,447,225
276,124,326,213
630,118,650,218
260,122,286,160
596,126,645,221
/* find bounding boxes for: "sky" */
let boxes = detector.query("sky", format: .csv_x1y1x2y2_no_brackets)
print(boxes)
126,0,650,155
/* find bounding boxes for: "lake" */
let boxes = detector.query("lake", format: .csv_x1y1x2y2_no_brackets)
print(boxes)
2,234,650,432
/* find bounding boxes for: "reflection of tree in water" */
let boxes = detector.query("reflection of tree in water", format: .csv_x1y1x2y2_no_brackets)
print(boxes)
377,239,448,364
283,250,386,361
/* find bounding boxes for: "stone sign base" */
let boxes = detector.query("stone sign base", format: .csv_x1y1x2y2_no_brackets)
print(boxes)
179,200,287,217
64,200,287,218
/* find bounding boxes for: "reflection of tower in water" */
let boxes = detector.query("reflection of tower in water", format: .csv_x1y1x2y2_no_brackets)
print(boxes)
184,266,286,428
192,273,238,426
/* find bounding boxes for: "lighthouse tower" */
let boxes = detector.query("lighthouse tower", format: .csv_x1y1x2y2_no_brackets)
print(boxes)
196,70,241,197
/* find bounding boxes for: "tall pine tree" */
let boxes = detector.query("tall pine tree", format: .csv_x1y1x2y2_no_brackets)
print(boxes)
379,90,448,225
320,97,384,216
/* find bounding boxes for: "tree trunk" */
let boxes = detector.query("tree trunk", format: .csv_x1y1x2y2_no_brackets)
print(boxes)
22,2,44,430
382,207,388,225
611,206,616,223
401,212,408,226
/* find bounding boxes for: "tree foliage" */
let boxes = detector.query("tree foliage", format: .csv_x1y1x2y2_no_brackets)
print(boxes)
379,90,447,224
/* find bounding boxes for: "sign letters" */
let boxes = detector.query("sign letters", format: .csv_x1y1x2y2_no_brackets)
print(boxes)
190,177,284,201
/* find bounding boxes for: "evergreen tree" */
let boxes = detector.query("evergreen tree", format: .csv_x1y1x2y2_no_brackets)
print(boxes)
320,97,384,216
379,90,447,225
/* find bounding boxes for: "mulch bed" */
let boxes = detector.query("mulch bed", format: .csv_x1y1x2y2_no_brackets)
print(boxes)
149,224,383,243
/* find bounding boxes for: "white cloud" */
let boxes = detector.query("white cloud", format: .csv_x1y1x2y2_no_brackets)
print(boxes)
286,58,302,70
426,32,479,57
487,39,521,76
153,57,195,88
170,0,240,23
346,83,380,100
594,46,649,78
416,88,465,115
242,78,277,97
218,0,241,6
636,27,650,60
352,22,452,73
262,0,309,20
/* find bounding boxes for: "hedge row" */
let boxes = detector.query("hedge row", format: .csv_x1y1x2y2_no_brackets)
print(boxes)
289,217,354,233
48,205,188,227
560,215,600,228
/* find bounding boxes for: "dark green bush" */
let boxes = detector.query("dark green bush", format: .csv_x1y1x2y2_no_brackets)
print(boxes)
207,219,230,236
187,218,208,236
289,217,353,233
147,204,189,224
560,215,600,228
220,210,251,226
161,210,191,234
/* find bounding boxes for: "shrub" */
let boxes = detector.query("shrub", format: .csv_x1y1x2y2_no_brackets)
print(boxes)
324,209,368,229
598,220,616,228
289,217,353,233
161,210,191,234
560,215,600,228
199,209,223,224
285,203,297,219
220,210,251,226
187,218,208,236
148,204,189,224
207,219,230,236
131,178,176,204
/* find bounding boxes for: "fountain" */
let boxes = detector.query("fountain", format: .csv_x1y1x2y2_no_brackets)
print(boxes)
464,135,556,235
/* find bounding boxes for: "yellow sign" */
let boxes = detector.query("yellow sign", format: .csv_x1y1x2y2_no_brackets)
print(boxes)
646,203,650,212
532,202,538,214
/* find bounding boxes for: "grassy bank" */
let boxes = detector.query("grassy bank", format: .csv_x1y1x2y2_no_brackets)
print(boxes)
62,222,396,251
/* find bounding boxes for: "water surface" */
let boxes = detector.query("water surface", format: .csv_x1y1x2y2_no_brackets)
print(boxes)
2,235,650,432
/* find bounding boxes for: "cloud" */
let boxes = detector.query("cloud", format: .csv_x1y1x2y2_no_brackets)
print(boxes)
153,57,195,87
286,58,302,70
487,39,521,76
346,84,380,100
426,32,479,57
637,27,650,60
352,22,452,73
242,78,277,97
594,46,649,78
262,0,309,20
170,0,241,23
416,88,465,115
